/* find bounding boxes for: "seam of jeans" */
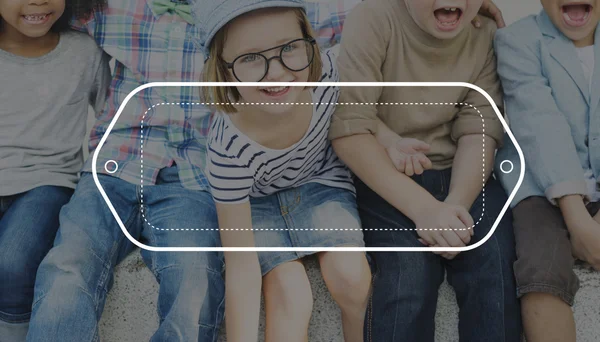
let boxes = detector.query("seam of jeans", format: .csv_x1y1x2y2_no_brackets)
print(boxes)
92,202,139,318
194,268,225,330
95,242,119,311
488,209,507,342
367,261,377,342
30,199,136,310
209,280,226,342
440,169,446,195
137,183,159,276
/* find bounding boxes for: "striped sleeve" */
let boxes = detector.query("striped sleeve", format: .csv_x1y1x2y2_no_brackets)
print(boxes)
321,49,340,83
206,145,254,204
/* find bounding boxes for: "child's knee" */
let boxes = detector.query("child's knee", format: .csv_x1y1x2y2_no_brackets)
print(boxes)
264,263,313,316
321,253,371,302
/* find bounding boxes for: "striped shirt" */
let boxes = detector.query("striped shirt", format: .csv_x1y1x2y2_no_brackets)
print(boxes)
72,0,361,190
206,51,354,204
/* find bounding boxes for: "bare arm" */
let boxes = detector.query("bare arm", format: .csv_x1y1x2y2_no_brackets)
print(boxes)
559,195,594,229
332,134,437,221
374,119,432,176
374,118,402,148
473,0,506,28
558,195,600,270
333,134,473,254
217,202,261,342
445,134,496,213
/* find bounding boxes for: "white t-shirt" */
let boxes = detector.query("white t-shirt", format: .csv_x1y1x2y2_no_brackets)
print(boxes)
206,50,354,204
577,46,599,202
577,45,595,91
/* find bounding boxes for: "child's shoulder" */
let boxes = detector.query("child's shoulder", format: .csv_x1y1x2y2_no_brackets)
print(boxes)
474,16,499,37
60,30,104,57
495,14,543,46
346,0,396,24
319,49,338,82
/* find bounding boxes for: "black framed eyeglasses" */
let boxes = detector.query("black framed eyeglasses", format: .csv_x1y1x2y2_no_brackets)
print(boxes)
224,37,317,82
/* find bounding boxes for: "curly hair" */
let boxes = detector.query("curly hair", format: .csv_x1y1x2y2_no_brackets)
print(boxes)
1,0,106,33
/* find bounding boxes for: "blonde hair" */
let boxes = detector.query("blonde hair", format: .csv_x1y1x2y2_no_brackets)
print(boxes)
201,7,323,113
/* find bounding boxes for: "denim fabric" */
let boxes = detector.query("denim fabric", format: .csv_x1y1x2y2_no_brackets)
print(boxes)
357,169,521,342
250,182,363,275
0,186,73,342
495,11,600,206
26,166,225,342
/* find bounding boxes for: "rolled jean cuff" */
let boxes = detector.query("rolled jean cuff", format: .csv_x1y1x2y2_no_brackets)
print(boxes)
517,283,575,306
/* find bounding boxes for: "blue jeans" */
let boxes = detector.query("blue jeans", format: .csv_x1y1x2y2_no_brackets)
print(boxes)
0,186,73,342
357,169,521,342
26,166,225,342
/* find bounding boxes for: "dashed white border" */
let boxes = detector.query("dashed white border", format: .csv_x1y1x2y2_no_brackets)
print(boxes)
92,82,525,252
140,102,487,232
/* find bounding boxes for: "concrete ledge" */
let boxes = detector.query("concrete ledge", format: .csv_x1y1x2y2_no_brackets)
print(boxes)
99,250,600,341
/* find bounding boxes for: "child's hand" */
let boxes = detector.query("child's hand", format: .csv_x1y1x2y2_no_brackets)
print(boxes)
414,201,474,260
570,217,600,271
472,0,505,28
386,138,433,176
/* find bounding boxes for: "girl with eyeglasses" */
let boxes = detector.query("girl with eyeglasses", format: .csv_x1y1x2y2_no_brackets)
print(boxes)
198,0,371,341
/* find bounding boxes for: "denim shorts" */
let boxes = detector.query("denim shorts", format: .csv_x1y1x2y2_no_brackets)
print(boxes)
250,182,364,275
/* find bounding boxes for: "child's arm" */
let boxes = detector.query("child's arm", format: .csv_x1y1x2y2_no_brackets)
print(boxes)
375,119,432,176
558,195,600,270
216,202,262,342
330,3,471,255
69,1,105,33
474,0,506,28
447,26,504,213
332,135,473,254
445,134,496,214
495,28,589,205
90,52,112,117
207,144,261,341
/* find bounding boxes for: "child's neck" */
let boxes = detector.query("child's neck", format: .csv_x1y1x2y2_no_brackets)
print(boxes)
574,26,597,48
0,25,60,58
231,90,313,150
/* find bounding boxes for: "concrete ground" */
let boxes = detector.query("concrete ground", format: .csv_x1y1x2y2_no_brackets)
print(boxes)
99,250,600,342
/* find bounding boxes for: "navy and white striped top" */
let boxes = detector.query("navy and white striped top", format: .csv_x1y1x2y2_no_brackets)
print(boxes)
206,51,354,204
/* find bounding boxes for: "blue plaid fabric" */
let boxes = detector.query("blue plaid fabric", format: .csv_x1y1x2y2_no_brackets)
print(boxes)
75,0,361,190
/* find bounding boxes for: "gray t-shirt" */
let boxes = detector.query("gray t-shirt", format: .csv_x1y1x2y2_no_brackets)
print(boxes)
0,31,110,196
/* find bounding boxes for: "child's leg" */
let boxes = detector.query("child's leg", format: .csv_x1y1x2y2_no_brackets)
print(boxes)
301,184,371,341
251,192,315,342
512,196,585,342
356,178,444,342
318,252,371,342
445,177,521,342
263,260,313,342
0,186,73,342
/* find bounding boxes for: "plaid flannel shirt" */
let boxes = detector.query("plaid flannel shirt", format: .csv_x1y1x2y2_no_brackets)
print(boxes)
78,0,360,190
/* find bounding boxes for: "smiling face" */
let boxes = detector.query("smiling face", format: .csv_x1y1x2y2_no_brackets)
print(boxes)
542,0,600,47
0,0,65,39
221,8,312,116
404,0,483,39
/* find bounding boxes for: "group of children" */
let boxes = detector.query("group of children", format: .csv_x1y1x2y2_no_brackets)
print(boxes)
0,0,598,342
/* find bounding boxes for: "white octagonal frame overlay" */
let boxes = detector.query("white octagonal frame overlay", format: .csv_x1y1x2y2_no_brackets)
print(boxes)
93,82,525,252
